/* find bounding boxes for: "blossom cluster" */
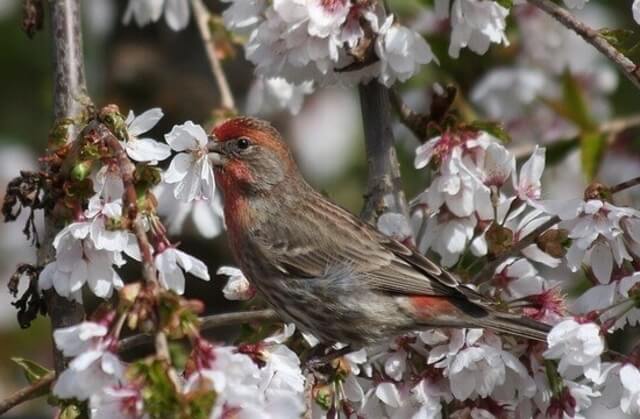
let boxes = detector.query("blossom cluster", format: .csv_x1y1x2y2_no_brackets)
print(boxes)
52,320,305,419
38,109,216,301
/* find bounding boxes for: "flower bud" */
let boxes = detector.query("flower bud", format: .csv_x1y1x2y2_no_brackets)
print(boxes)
536,228,570,258
583,182,611,201
70,160,92,181
486,223,513,258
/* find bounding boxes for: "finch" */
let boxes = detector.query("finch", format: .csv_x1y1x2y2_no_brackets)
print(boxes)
208,116,550,346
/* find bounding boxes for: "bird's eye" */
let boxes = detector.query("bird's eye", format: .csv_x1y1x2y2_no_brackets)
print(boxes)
236,138,251,150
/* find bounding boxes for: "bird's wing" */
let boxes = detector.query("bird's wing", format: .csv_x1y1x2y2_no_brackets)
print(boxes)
252,195,485,303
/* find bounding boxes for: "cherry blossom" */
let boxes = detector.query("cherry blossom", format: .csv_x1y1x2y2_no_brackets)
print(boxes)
52,322,124,401
247,77,314,115
231,0,435,88
222,0,266,33
620,364,640,414
543,319,604,381
430,329,535,401
377,212,413,243
154,247,210,294
375,15,437,86
155,183,225,238
435,0,509,58
164,121,215,202
124,108,171,163
123,0,190,31
471,67,547,121
89,385,146,419
513,145,545,202
217,266,255,301
494,257,546,299
540,198,640,284
39,225,125,300
185,334,304,419
634,0,640,25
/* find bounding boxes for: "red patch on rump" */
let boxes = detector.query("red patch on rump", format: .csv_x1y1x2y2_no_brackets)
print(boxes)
409,296,459,318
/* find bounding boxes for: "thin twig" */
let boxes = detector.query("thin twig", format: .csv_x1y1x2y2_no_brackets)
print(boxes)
527,0,640,90
511,114,640,160
474,175,640,284
389,88,429,141
43,0,89,374
0,371,55,415
473,215,560,284
102,125,183,388
118,309,279,353
359,81,409,223
191,0,236,110
610,176,640,194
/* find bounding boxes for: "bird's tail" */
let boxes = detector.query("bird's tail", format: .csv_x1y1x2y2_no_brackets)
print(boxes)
477,312,551,342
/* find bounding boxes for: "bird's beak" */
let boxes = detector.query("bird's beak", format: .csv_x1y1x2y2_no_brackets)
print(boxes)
207,136,225,167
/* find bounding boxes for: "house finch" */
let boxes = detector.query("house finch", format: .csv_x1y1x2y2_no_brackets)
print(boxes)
208,116,550,346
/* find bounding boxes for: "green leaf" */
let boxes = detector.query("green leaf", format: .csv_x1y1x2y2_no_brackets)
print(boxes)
561,70,595,131
599,29,636,49
580,131,606,180
495,0,513,9
12,357,52,384
59,404,82,419
469,120,511,143
599,28,640,64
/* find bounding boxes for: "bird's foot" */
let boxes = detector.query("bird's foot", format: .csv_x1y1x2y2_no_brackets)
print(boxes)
304,345,353,369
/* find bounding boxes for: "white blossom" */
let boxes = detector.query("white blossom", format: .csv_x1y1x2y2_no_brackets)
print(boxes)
154,183,225,239
471,67,547,121
436,0,509,58
217,266,255,300
377,212,413,243
185,335,304,419
222,0,266,33
634,0,640,25
494,257,546,299
247,77,314,115
123,0,190,31
52,322,124,401
540,198,639,284
375,15,437,86
513,145,545,202
124,108,171,163
164,121,215,202
90,385,146,419
543,319,604,381
155,247,210,294
430,330,534,401
234,1,434,87
39,224,125,300
620,363,640,415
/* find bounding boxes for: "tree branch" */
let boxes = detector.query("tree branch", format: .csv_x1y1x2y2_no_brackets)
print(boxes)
473,175,640,284
527,0,640,90
358,81,409,223
473,215,560,284
191,0,236,111
99,125,184,387
43,0,90,373
0,371,55,416
118,309,279,353
509,113,640,161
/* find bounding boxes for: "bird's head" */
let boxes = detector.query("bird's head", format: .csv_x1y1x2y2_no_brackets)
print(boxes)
207,117,299,197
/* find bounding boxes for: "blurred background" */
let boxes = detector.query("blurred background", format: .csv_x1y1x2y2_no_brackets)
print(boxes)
0,0,639,417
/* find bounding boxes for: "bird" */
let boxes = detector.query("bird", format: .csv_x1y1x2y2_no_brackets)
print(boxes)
207,116,550,347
